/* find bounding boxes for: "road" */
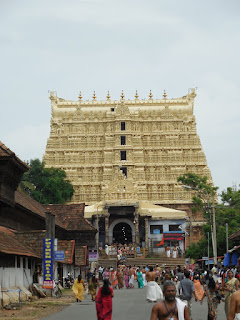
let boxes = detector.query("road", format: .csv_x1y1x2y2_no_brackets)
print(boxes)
41,285,226,320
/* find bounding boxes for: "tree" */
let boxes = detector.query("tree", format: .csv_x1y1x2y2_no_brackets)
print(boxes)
21,159,74,204
178,173,240,259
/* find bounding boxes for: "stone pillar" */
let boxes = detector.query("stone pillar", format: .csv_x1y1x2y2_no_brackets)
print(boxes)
105,215,109,245
135,212,139,246
145,217,149,252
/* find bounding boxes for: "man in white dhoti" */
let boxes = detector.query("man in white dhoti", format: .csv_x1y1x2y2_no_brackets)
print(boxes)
166,246,171,258
129,266,135,289
150,280,190,320
146,266,163,302
228,290,240,320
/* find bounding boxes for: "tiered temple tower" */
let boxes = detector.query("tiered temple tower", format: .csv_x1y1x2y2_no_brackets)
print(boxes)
43,89,213,247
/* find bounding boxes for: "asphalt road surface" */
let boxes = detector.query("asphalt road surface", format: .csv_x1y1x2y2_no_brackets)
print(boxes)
42,285,226,320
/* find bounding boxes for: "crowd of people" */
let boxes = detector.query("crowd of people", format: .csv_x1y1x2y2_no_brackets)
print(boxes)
71,263,240,320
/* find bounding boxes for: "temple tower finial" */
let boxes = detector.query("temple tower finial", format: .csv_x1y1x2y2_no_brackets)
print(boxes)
106,91,111,100
135,90,139,100
149,90,153,99
121,90,125,100
163,90,167,98
78,91,82,101
93,91,97,100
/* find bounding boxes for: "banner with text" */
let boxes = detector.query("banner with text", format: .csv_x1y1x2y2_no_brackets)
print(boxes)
163,232,185,241
43,238,54,289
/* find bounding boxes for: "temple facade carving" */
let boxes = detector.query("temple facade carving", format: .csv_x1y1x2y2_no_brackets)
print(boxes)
44,89,212,206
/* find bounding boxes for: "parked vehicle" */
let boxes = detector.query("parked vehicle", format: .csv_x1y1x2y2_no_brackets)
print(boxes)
64,274,74,289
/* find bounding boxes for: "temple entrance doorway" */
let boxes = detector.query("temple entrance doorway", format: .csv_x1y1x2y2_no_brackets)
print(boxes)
113,222,132,244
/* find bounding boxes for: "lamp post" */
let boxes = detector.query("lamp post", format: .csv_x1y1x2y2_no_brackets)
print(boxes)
181,185,217,265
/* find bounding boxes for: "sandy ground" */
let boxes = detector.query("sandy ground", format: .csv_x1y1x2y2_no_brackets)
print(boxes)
0,289,76,320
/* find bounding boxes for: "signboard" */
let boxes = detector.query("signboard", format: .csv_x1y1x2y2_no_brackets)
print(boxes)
43,238,54,289
153,229,160,234
88,249,98,262
202,257,209,261
136,246,140,253
163,232,185,241
55,250,65,261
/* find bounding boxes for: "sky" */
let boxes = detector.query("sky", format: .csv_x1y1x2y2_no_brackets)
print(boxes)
1,0,240,194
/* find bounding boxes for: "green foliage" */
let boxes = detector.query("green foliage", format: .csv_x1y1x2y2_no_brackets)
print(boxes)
21,159,74,204
185,238,209,259
178,173,240,260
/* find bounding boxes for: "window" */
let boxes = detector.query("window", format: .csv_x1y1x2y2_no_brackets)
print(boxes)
169,225,180,232
150,225,163,234
111,108,115,112
121,122,126,131
121,136,126,145
120,166,127,178
120,151,126,161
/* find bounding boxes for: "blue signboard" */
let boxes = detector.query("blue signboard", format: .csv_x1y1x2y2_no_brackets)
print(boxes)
55,250,65,261
153,229,160,234
43,238,54,288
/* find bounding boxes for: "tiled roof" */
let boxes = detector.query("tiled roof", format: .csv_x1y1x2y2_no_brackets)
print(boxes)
43,204,96,231
0,226,41,258
75,246,87,266
15,191,65,229
57,240,75,264
0,141,29,170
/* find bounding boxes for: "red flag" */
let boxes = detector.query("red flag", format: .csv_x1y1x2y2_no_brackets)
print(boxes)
156,237,164,247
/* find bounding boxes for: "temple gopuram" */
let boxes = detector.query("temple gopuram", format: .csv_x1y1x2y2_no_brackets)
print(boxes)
43,89,213,252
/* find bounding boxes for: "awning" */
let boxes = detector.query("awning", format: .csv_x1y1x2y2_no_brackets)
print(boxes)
84,200,187,220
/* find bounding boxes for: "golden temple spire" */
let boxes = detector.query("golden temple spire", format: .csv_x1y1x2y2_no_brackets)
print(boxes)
135,90,139,99
163,90,167,98
149,90,153,99
92,91,97,100
78,91,82,101
121,90,125,100
106,91,111,100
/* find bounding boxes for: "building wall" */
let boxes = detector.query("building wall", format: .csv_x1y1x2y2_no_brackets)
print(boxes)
148,219,186,253
0,256,34,289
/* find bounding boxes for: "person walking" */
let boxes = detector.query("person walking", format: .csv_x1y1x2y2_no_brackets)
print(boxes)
146,266,163,302
117,268,124,289
137,268,144,288
202,276,221,320
124,267,129,288
72,274,85,302
150,280,190,320
88,275,98,301
110,268,118,289
223,270,239,317
193,272,205,303
179,270,196,319
129,266,135,289
95,279,114,320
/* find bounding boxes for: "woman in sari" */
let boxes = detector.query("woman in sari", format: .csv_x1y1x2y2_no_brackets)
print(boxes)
137,269,144,288
223,270,239,317
110,269,118,289
203,276,221,320
96,279,114,320
88,275,98,301
72,274,85,302
124,267,129,288
117,268,124,289
193,273,205,303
